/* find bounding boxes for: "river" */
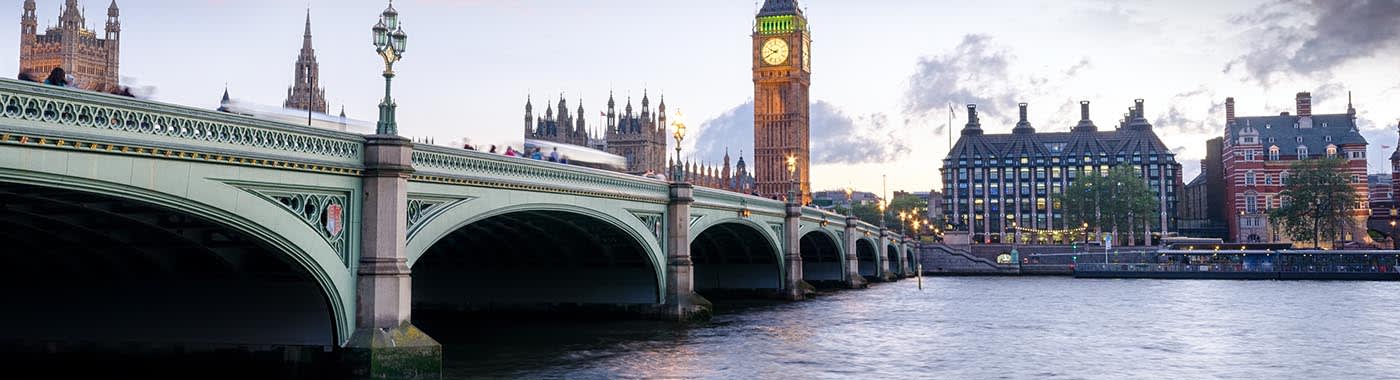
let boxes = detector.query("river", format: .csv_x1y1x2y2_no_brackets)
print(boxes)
436,277,1400,379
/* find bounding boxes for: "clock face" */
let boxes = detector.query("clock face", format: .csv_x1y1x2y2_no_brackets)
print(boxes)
762,38,789,65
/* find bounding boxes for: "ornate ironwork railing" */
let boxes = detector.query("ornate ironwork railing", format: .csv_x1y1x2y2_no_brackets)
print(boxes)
410,144,671,202
0,79,364,166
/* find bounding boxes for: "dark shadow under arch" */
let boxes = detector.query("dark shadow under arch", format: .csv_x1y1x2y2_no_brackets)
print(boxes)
800,231,843,287
857,239,879,279
0,181,338,350
887,245,901,275
691,222,781,298
412,209,659,324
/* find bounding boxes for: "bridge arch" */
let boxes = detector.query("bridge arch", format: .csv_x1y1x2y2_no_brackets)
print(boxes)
688,218,784,298
887,244,902,275
856,237,879,279
799,229,844,287
409,202,664,323
0,170,350,348
906,246,916,273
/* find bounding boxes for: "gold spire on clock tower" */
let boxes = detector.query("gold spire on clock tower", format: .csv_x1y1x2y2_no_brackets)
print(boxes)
752,0,811,203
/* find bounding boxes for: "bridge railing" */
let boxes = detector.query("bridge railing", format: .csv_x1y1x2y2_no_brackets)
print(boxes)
410,144,671,202
692,185,784,216
0,79,366,168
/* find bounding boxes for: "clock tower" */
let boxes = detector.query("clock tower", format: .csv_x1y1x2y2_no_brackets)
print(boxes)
752,0,811,203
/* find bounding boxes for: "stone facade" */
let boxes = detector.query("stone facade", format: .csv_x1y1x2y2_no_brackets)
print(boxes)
523,92,669,176
1222,92,1370,245
19,0,120,91
605,91,668,175
752,0,812,203
283,10,327,113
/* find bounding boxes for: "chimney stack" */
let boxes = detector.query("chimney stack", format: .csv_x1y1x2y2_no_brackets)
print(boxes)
1225,97,1236,125
1013,102,1035,134
961,104,983,136
1296,92,1311,117
1072,100,1097,133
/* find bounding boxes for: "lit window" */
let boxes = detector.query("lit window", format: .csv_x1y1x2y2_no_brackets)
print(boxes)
1269,146,1279,160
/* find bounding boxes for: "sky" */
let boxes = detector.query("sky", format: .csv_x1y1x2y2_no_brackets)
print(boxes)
3,0,1396,196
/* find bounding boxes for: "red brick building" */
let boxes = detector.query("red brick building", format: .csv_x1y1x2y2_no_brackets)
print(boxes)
1223,92,1370,246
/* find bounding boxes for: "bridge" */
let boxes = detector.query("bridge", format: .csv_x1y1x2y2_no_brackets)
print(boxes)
0,79,917,377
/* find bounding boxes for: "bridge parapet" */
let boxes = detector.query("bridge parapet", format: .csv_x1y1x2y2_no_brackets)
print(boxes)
410,144,670,202
0,79,364,168
691,186,784,216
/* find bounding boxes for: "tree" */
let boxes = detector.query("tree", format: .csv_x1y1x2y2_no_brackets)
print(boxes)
838,193,925,231
1268,158,1356,248
1054,165,1157,244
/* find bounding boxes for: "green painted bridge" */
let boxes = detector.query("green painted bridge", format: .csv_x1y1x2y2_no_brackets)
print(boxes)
0,79,916,376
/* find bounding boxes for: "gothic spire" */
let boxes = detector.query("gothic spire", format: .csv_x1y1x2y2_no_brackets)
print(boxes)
60,0,85,30
284,8,326,113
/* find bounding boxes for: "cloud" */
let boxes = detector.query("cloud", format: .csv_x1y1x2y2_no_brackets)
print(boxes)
901,34,1090,133
1225,0,1400,84
1151,86,1222,135
691,100,908,165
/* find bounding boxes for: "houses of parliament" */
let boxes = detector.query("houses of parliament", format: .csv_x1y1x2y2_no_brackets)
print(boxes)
525,92,756,194
19,0,121,92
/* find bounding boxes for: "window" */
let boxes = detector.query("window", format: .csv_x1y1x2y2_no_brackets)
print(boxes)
1297,136,1303,143
1325,135,1332,142
1246,170,1256,185
1326,144,1337,158
1297,146,1309,159
1264,174,1273,185
1350,151,1365,159
1281,171,1289,185
1246,195,1258,213
1269,146,1280,160
1352,175,1360,184
1245,150,1256,161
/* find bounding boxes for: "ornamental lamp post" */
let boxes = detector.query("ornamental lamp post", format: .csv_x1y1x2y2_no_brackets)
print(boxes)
844,187,854,216
878,199,887,230
1390,219,1397,250
672,112,687,182
785,154,797,204
372,1,407,136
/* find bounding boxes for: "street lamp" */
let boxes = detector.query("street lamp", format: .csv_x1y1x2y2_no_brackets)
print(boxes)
671,111,687,182
1390,220,1397,249
878,199,887,230
1081,221,1089,251
372,1,407,136
785,153,797,204
843,187,853,216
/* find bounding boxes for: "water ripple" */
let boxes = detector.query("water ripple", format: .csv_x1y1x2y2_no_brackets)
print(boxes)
443,278,1400,379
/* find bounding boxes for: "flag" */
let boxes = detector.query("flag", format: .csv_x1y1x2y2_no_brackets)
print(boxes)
600,111,606,117
1384,145,1393,149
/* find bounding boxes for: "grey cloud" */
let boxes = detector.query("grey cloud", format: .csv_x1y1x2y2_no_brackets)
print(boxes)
1151,86,1222,136
1227,0,1400,84
902,34,1090,133
903,34,1021,132
692,100,909,165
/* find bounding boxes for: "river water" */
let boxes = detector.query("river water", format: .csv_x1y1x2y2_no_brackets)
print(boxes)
439,277,1400,379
